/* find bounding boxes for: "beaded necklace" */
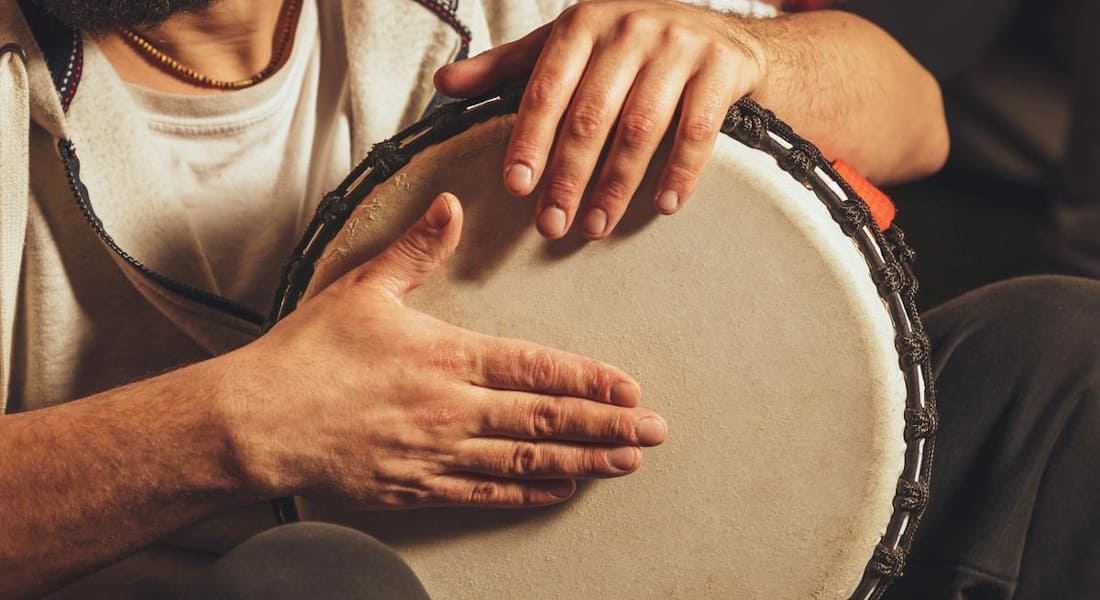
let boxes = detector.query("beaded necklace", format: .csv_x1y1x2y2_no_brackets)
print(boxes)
119,0,302,91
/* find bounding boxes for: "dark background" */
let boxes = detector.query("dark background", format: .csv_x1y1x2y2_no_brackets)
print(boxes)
843,0,1077,309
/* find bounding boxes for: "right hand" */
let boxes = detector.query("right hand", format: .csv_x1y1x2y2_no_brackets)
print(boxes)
223,192,668,509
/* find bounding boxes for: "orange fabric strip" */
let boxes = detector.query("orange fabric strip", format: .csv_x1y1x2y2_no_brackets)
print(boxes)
831,160,896,231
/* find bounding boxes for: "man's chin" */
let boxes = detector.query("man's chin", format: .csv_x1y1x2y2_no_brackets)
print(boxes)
34,0,217,32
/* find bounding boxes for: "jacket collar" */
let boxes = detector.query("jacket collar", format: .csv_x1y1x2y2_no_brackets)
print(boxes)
1,0,68,140
6,0,472,332
341,0,469,157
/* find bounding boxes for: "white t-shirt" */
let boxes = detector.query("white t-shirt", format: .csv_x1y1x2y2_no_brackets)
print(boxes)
126,0,352,314
122,0,774,316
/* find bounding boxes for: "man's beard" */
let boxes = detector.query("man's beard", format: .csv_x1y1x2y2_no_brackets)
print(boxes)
35,0,218,32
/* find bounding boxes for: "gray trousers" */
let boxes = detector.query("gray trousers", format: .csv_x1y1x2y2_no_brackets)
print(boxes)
179,522,430,600
1050,1,1100,276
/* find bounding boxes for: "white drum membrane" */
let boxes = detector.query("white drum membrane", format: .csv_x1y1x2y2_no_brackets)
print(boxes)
298,115,908,600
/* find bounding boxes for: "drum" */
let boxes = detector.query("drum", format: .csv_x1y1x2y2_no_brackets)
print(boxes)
267,83,936,600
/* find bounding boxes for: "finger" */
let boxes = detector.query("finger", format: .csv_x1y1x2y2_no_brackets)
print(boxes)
535,43,647,239
350,193,463,299
433,25,551,98
502,21,595,198
477,391,668,446
654,61,738,215
464,334,641,407
453,439,642,479
429,475,577,507
581,57,693,240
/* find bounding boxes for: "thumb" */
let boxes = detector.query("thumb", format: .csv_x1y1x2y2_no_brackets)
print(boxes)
356,193,464,299
434,24,550,98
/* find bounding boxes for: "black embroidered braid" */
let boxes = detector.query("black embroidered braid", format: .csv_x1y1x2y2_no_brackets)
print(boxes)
57,140,265,325
17,0,84,112
410,0,472,61
266,82,936,600
726,100,936,600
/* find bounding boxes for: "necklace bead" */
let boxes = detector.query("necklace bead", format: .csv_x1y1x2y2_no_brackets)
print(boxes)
119,0,302,91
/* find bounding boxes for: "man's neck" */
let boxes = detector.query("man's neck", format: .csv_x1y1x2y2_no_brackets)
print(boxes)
96,0,288,95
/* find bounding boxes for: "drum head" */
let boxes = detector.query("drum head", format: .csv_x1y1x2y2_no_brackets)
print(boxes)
270,89,935,600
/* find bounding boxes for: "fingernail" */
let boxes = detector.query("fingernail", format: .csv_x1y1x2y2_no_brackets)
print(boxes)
581,208,608,238
656,190,680,214
608,447,640,472
505,163,534,193
425,194,454,228
635,416,668,446
610,381,640,406
538,206,567,238
549,480,575,499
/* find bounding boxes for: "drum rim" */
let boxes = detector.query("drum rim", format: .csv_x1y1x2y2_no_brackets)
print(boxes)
265,82,937,600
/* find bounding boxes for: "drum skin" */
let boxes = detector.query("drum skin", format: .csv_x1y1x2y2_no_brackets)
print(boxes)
293,115,910,599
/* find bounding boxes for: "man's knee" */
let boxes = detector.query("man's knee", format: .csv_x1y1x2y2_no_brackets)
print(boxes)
182,522,430,600
895,276,1100,597
920,275,1100,451
925,275,1100,376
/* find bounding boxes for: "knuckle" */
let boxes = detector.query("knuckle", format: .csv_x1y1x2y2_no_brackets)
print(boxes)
606,414,636,443
337,273,395,309
545,172,584,202
665,161,702,187
682,116,718,144
560,4,593,29
343,263,380,290
567,102,607,142
432,483,465,505
529,396,565,438
659,22,692,45
526,75,563,110
342,260,394,293
425,339,460,370
617,12,656,37
585,448,610,473
441,338,483,379
702,79,733,114
556,5,579,27
524,349,559,389
508,136,542,164
386,234,436,275
400,226,436,256
414,404,461,433
619,112,658,151
597,174,633,206
709,42,741,66
581,358,612,400
510,442,541,476
469,481,503,504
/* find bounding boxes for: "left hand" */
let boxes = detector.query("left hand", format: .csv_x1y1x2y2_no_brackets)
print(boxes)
435,0,767,240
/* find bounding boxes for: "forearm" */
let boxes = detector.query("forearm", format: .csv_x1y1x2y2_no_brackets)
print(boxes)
0,357,258,598
738,10,949,184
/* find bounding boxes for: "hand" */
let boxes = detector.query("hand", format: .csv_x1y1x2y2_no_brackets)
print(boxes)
435,0,767,240
224,193,668,509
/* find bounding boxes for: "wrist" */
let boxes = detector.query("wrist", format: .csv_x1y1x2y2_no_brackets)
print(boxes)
735,18,769,69
206,347,304,501
729,14,785,103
